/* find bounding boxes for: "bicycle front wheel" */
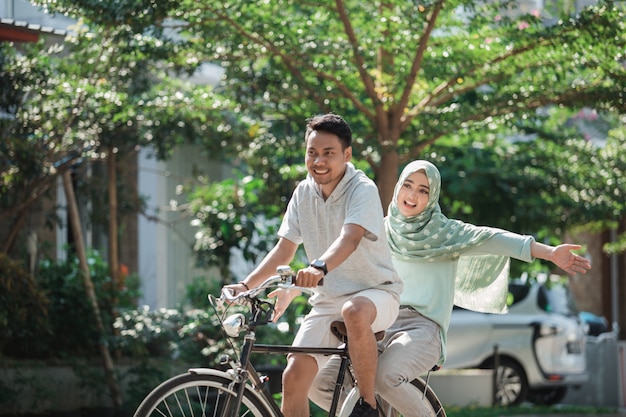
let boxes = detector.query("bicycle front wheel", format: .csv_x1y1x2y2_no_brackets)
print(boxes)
133,371,276,417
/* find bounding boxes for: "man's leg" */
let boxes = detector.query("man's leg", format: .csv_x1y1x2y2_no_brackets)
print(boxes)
341,296,378,409
281,353,318,417
288,299,347,417
309,355,347,411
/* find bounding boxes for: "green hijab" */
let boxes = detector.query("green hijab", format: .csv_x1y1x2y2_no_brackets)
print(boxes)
385,160,511,313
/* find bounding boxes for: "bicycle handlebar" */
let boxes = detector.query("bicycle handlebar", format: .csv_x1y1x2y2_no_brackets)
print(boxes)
220,275,287,302
219,265,309,304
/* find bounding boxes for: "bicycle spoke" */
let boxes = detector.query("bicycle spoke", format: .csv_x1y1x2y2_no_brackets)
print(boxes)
134,373,274,417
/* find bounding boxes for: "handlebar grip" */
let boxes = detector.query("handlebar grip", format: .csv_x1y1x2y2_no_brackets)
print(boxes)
221,287,238,301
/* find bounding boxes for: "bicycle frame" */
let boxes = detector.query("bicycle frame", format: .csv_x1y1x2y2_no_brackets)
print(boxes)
251,344,353,417
213,325,355,417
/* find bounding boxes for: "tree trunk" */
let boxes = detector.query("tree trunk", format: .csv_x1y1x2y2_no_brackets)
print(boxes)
3,205,29,254
62,169,123,409
376,150,401,215
108,149,122,359
108,150,121,295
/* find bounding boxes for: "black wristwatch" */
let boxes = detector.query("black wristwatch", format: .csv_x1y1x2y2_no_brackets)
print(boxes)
310,259,328,276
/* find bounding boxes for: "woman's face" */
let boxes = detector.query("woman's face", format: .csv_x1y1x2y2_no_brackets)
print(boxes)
396,170,430,217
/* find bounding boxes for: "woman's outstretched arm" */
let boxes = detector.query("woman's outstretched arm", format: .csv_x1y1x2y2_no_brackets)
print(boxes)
530,242,591,275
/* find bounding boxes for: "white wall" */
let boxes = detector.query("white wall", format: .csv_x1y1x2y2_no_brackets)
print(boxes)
138,146,231,308
1,0,75,29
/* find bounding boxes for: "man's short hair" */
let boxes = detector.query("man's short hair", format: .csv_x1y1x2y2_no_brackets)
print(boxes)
305,113,352,149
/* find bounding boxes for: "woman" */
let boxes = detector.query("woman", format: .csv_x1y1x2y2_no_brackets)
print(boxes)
310,160,591,416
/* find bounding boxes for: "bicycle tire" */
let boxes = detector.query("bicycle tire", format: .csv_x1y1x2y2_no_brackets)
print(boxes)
338,378,446,417
133,371,276,417
408,377,446,417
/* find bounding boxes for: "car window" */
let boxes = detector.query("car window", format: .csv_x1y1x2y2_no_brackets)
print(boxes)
508,281,577,315
543,284,578,315
457,281,579,315
536,285,550,312
508,284,530,306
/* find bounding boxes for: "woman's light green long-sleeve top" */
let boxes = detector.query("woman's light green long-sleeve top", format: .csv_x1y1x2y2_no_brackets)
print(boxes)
392,230,534,365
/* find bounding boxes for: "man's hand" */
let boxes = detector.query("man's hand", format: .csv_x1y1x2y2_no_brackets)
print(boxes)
552,244,591,275
296,266,325,287
268,288,301,322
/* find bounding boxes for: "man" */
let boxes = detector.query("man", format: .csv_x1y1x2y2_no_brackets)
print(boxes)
224,113,402,417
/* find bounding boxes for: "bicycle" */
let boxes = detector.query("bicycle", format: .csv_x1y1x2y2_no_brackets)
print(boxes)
133,266,446,417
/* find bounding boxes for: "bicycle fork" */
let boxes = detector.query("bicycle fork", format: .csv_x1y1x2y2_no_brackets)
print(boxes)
222,332,257,417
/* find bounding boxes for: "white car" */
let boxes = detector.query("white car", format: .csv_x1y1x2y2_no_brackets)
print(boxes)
445,281,588,406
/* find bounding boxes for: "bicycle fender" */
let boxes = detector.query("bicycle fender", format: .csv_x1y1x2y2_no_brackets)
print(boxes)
188,368,231,377
188,368,277,412
337,386,360,417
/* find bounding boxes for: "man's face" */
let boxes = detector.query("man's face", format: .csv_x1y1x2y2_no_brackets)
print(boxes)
305,130,351,194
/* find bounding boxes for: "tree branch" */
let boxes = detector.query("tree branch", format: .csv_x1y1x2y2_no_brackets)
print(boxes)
396,0,444,126
197,4,376,119
334,0,381,121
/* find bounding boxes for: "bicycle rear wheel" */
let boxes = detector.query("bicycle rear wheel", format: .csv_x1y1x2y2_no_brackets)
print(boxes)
133,372,276,417
339,378,446,417
403,378,446,417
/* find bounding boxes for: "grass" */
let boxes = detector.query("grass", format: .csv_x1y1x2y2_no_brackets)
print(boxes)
444,404,621,416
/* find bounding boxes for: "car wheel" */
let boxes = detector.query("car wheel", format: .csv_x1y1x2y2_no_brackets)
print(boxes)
528,387,567,405
490,358,529,406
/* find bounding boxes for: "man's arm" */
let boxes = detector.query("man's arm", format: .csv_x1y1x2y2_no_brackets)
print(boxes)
296,223,366,287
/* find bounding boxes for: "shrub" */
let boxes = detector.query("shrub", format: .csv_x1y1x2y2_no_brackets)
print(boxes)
0,253,50,357
32,250,142,359
185,276,222,309
0,249,141,359
111,275,311,369
1,247,309,371
111,305,235,367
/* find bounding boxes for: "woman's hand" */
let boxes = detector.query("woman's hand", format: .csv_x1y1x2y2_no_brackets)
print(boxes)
551,244,591,275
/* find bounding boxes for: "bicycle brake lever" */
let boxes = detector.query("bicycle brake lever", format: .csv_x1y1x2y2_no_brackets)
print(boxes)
208,294,227,312
221,287,239,301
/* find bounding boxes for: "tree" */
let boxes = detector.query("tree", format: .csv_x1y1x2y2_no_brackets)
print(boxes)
172,0,625,263
171,0,625,211
26,0,625,256
36,0,625,210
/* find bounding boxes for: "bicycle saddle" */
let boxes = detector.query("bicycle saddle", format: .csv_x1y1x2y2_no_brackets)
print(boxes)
330,321,385,344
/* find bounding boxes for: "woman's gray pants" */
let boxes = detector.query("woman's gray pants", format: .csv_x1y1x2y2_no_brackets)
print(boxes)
309,307,442,417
